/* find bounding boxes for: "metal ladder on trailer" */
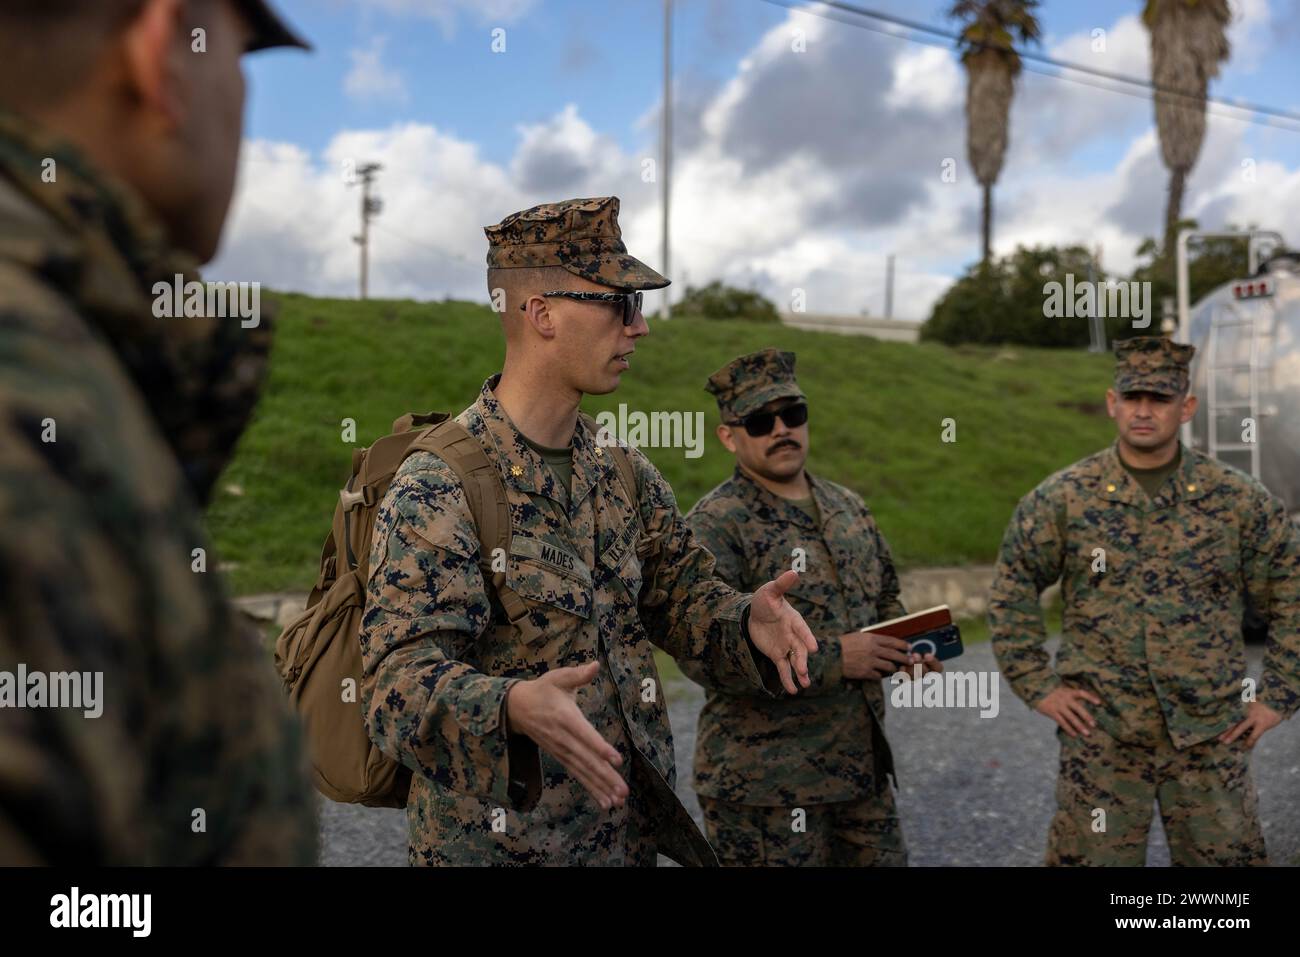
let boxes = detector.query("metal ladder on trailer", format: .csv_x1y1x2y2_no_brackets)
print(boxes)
1205,301,1262,480
1175,228,1283,464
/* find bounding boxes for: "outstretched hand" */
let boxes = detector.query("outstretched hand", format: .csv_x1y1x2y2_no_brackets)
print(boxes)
505,662,627,810
747,570,819,694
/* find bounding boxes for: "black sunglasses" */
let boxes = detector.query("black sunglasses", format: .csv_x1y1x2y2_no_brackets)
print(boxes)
727,402,809,437
521,290,644,326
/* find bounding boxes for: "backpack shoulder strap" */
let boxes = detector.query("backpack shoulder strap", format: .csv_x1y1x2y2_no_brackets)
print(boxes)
579,412,643,531
610,447,641,529
407,420,539,641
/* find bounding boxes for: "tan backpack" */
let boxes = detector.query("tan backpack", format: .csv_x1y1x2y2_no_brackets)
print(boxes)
274,410,638,808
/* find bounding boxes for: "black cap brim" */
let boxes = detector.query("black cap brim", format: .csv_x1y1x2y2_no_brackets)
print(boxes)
236,0,312,52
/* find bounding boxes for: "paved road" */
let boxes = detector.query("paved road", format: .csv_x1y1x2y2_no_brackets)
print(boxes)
319,640,1300,866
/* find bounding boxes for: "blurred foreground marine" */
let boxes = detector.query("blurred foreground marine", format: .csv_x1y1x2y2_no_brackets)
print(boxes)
990,336,1300,866
0,1,315,864
361,197,820,866
686,350,936,866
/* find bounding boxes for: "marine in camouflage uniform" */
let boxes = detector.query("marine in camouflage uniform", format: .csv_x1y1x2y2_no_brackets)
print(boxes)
990,337,1300,866
361,198,810,867
0,1,316,865
685,350,910,866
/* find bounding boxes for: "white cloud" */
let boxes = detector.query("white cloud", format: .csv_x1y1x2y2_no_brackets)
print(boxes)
344,36,407,102
209,2,1300,323
510,104,632,196
886,46,962,113
211,123,522,300
1227,0,1272,73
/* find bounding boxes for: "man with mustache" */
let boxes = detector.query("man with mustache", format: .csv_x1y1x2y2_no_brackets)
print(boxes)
990,336,1300,865
360,198,819,866
684,349,937,866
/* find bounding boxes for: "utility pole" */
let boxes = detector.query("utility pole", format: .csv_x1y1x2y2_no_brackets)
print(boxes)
884,253,895,319
352,163,383,300
1087,244,1105,352
661,0,672,318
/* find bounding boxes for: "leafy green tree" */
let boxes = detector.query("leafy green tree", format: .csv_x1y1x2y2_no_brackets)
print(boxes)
922,244,1128,346
673,281,780,322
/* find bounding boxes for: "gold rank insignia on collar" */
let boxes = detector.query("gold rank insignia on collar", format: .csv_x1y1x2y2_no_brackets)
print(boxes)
510,465,524,477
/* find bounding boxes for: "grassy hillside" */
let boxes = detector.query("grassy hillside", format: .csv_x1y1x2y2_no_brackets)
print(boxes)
208,293,1117,595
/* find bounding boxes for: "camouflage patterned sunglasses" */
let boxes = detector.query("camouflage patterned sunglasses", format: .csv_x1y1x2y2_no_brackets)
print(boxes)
522,290,644,326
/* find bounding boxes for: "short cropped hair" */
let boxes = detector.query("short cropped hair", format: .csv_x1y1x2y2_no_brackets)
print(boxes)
486,265,581,313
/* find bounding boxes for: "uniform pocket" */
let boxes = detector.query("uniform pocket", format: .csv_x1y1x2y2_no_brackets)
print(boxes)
1174,533,1239,589
506,536,593,644
612,548,644,605
599,517,645,603
785,586,830,623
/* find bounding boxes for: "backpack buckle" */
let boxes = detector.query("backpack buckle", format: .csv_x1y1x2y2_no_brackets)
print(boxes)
339,485,375,510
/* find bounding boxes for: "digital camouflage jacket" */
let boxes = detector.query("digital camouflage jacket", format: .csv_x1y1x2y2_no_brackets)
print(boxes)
361,378,784,865
686,468,904,805
990,442,1300,749
0,110,315,864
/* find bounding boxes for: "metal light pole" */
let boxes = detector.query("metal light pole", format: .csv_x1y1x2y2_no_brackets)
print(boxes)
661,0,673,317
884,254,895,319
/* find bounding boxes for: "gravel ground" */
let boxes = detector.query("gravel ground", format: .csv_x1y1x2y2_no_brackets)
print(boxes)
319,640,1299,866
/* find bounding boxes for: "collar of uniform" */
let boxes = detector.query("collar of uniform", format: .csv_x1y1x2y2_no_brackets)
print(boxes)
0,109,271,505
472,375,615,508
569,413,617,514
1095,443,1147,508
731,465,828,531
473,376,563,502
1097,441,1210,509
806,472,848,524
1159,443,1214,506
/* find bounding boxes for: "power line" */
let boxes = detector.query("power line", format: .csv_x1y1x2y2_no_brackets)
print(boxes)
373,222,474,263
371,222,487,300
756,0,1300,133
1017,60,1300,134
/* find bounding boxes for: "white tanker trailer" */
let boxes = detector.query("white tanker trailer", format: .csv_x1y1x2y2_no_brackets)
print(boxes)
1176,230,1299,516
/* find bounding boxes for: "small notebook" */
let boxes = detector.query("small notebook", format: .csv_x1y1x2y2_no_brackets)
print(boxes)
860,605,963,660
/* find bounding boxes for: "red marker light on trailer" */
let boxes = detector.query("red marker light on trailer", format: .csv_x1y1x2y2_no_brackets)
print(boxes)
1233,279,1274,299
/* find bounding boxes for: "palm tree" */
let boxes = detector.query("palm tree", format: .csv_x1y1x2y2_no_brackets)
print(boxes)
950,0,1042,265
1142,0,1231,261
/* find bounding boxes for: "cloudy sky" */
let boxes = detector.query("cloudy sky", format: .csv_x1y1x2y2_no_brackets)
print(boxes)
210,0,1300,320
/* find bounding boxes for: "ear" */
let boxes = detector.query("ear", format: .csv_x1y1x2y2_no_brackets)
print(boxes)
520,295,558,340
716,423,737,454
1180,393,1198,424
120,0,187,126
1105,388,1118,420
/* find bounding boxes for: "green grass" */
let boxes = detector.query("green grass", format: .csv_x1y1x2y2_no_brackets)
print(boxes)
208,293,1117,596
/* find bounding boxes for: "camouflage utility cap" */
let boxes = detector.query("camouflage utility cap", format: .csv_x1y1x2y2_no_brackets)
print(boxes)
236,0,312,51
1114,336,1195,396
706,348,806,421
484,196,669,291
